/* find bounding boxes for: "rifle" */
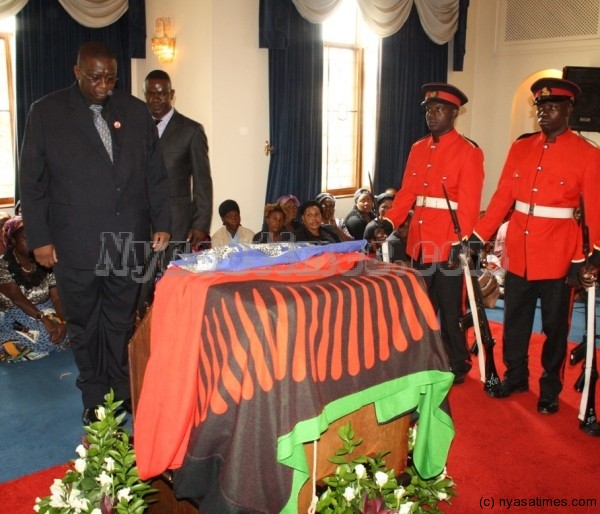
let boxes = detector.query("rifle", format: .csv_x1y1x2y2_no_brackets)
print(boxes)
575,195,598,434
367,172,384,258
441,184,502,395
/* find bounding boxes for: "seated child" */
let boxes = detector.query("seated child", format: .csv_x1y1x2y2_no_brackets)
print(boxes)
384,211,412,263
211,199,255,247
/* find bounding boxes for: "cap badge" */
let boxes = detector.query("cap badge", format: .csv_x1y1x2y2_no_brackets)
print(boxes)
429,91,438,98
540,87,551,97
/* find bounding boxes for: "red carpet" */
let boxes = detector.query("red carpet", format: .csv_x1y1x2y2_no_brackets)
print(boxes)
441,323,600,513
0,463,70,514
1,323,598,514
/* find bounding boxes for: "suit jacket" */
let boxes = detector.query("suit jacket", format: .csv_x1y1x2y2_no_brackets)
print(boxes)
19,83,171,270
160,110,212,241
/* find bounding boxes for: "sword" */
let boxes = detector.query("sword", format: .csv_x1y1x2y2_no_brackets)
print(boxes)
577,195,597,427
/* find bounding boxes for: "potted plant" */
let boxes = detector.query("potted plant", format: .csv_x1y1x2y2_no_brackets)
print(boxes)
34,391,155,514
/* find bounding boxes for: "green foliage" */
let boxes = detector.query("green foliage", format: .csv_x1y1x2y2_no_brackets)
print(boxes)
314,422,456,514
34,390,156,514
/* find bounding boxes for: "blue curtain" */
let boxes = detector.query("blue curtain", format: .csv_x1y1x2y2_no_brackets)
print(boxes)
261,0,323,205
373,5,448,193
260,0,470,200
15,0,145,187
453,0,470,72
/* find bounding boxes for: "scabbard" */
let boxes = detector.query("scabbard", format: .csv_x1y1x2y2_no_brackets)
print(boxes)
578,284,596,422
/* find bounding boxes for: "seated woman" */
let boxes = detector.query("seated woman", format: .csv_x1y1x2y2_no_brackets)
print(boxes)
315,192,353,241
0,212,12,255
0,216,68,362
276,194,302,232
253,204,290,243
344,188,375,240
294,201,342,244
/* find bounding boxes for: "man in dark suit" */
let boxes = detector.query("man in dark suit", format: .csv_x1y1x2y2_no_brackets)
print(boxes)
144,69,213,251
19,42,171,424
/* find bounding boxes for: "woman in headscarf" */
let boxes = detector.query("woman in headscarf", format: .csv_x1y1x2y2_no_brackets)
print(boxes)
344,188,375,240
276,194,302,232
0,216,68,362
253,204,289,243
315,192,353,241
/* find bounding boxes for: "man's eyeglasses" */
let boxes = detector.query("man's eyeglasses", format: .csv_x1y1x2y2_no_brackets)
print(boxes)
78,69,119,86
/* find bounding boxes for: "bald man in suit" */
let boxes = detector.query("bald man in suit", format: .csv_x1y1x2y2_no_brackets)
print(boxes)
19,42,171,424
144,70,213,251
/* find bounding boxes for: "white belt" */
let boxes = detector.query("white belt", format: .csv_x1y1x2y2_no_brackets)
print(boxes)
415,195,458,210
514,200,574,219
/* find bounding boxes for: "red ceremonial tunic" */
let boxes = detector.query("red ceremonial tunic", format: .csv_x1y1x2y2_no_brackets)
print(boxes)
384,129,484,263
474,130,600,280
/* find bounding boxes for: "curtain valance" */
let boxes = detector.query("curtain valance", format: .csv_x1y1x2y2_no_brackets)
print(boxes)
0,0,28,18
291,0,458,43
0,0,128,27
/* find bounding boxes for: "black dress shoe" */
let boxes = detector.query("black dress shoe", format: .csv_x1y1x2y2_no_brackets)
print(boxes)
537,396,559,414
580,421,600,436
487,380,529,399
82,407,99,425
452,372,467,385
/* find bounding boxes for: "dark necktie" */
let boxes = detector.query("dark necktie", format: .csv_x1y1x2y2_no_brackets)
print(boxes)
154,118,162,125
89,104,113,162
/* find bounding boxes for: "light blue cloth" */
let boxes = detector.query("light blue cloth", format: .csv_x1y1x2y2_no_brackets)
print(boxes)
171,240,367,273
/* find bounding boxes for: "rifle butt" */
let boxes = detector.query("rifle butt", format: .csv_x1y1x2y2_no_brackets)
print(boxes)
570,340,587,366
579,368,598,428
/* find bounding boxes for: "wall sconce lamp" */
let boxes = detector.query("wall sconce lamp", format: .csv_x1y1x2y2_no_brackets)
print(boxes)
152,17,176,63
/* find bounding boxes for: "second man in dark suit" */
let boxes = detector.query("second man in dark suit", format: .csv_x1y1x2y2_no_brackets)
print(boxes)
144,70,213,253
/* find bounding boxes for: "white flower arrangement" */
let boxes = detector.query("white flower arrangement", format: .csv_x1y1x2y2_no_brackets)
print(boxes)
34,391,155,514
315,422,456,513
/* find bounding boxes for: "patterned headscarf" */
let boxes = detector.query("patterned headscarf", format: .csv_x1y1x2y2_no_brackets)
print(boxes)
276,194,300,207
263,203,285,220
3,215,23,253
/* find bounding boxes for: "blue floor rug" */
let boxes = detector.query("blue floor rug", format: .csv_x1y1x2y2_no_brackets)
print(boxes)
0,350,84,483
0,296,597,484
486,297,596,345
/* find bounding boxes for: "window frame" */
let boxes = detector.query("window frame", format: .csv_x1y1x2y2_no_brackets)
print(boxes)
0,31,16,207
322,41,366,197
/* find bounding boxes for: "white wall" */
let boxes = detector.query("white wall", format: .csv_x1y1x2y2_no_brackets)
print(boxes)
135,0,269,235
450,0,600,206
138,0,600,228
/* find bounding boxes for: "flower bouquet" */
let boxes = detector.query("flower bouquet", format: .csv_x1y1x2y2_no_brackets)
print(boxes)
314,422,456,513
34,391,155,514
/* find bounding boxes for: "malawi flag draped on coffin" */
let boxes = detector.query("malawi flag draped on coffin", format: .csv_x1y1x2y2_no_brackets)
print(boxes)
134,244,455,513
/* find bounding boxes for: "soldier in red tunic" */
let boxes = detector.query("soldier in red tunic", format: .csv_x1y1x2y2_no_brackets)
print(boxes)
469,77,600,415
384,83,485,385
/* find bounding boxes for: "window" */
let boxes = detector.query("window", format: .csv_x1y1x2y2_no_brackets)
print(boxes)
322,0,379,195
0,17,16,205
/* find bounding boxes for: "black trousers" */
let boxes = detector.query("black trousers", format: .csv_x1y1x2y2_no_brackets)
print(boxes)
503,271,572,397
54,265,139,409
414,260,470,374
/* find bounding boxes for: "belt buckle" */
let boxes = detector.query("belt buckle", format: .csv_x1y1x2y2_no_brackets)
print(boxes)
422,197,427,207
528,204,535,216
